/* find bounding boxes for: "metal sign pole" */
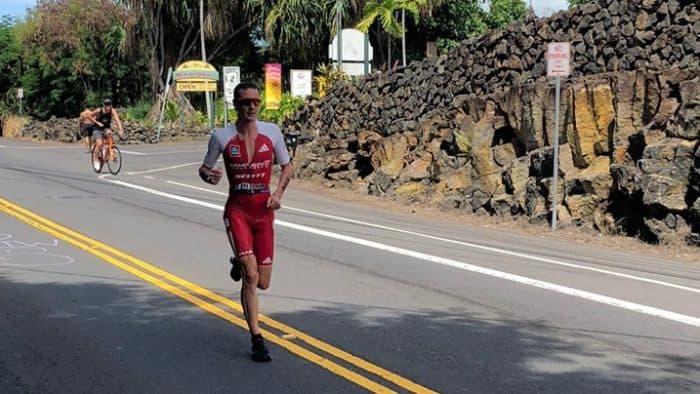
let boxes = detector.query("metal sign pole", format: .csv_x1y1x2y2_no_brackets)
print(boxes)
337,14,343,68
157,67,173,142
551,76,561,231
546,42,570,232
364,33,369,76
224,101,229,126
17,88,23,117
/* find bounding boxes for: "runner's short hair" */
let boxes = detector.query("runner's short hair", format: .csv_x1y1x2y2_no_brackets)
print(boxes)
234,81,260,101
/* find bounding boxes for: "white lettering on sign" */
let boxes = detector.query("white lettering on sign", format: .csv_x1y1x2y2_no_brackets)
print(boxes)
546,42,571,77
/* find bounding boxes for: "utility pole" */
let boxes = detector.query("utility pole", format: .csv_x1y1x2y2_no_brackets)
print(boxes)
337,13,343,70
200,0,212,128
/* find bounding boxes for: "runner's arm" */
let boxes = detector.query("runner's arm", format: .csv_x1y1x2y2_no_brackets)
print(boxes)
269,127,293,208
199,132,223,184
90,109,104,128
272,162,292,200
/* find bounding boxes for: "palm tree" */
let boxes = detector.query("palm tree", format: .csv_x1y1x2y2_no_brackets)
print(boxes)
246,0,366,68
325,0,365,67
356,0,436,68
121,0,249,96
245,0,327,67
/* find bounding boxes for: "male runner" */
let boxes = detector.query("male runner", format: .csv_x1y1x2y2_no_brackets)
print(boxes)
198,81,292,362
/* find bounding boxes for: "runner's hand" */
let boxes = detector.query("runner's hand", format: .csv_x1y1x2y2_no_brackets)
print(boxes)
208,167,223,185
267,195,281,210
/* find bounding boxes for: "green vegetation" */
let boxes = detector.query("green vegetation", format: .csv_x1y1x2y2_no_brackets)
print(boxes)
0,0,529,124
122,100,153,122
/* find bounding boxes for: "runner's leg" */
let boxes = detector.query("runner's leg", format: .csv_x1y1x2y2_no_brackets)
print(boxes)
253,209,275,290
239,254,261,335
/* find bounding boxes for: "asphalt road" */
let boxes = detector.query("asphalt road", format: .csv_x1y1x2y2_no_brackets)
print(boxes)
1,137,699,393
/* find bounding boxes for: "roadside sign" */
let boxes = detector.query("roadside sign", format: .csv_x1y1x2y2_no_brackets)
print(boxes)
290,69,312,97
17,88,23,99
174,60,219,93
264,63,282,110
546,42,571,232
175,81,217,92
223,66,240,105
546,42,571,77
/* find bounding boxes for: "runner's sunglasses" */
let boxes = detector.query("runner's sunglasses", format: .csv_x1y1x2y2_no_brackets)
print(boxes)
236,98,261,106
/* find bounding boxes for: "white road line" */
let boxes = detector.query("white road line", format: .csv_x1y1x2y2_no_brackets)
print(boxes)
102,177,700,328
167,180,227,195
125,162,201,175
165,180,700,295
120,149,202,156
144,176,155,180
0,145,77,150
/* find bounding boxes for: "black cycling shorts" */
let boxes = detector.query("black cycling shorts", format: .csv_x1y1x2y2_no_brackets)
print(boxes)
81,124,95,137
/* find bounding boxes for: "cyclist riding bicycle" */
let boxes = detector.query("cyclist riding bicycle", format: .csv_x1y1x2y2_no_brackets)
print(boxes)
91,99,125,166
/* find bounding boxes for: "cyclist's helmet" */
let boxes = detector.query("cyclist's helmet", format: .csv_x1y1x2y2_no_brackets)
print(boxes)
103,99,113,106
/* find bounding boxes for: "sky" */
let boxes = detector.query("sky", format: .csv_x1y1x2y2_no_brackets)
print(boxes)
1,0,569,20
0,0,36,20
530,0,570,16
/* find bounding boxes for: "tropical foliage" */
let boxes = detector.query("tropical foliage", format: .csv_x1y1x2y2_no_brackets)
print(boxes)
314,64,351,97
0,0,529,123
0,16,22,119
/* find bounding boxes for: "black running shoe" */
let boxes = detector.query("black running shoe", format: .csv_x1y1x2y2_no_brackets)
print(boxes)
229,256,241,282
251,336,271,362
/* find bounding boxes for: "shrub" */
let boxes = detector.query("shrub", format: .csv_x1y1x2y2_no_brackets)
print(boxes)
123,99,153,122
259,93,305,125
164,100,180,124
313,64,349,97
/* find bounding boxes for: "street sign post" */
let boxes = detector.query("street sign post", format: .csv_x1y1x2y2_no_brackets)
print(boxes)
546,42,571,232
223,66,240,126
156,67,173,142
17,88,23,117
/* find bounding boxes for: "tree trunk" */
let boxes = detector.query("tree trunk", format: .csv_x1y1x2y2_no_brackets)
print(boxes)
401,9,406,67
388,37,391,70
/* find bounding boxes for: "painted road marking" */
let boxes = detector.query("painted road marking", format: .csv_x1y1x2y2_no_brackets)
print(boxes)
120,149,202,156
0,197,436,394
165,180,700,295
0,145,77,150
125,162,200,175
0,233,75,267
103,177,700,328
124,159,223,176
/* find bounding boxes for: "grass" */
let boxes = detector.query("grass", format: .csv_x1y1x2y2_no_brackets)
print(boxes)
2,115,27,137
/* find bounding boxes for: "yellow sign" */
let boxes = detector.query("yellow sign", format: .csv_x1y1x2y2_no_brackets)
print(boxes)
174,60,219,92
176,81,217,92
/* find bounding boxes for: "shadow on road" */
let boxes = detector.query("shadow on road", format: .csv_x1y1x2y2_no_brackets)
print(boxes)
1,271,698,394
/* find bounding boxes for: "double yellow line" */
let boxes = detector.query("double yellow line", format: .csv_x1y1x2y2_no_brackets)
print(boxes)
0,197,437,394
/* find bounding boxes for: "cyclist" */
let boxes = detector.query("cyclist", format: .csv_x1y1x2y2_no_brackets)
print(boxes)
91,99,125,166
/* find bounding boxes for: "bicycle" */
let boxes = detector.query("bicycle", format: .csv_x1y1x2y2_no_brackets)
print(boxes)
90,132,122,175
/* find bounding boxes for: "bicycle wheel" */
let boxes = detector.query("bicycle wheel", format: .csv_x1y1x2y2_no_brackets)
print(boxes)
90,144,104,173
107,146,122,175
